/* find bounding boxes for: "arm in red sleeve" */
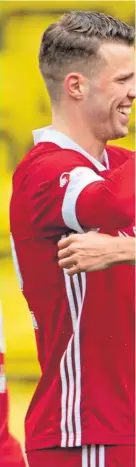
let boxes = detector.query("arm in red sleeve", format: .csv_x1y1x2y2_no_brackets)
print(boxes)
27,152,134,234
75,155,134,230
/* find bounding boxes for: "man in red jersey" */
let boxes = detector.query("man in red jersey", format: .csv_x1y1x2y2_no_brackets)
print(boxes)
0,303,26,467
10,11,135,467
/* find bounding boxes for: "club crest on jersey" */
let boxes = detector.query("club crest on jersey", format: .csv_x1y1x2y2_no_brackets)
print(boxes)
59,172,70,187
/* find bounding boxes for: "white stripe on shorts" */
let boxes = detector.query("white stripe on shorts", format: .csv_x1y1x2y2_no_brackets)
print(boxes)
89,445,105,467
99,445,105,467
82,446,88,467
90,445,96,467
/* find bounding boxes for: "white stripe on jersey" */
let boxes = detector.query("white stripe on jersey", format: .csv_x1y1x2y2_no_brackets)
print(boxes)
118,231,129,237
66,337,75,446
74,271,86,446
10,233,23,290
73,274,82,310
63,268,77,328
80,271,86,309
60,268,77,447
60,351,68,447
62,166,103,233
30,311,38,330
0,373,6,393
60,265,86,447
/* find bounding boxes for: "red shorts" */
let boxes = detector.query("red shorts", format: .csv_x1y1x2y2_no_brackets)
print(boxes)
27,444,135,467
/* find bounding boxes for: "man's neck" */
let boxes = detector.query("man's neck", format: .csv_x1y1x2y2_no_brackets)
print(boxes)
52,112,106,162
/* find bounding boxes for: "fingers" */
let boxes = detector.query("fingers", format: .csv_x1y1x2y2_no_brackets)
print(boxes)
58,254,77,269
58,236,79,275
58,234,78,250
67,265,80,276
58,256,79,276
58,246,72,260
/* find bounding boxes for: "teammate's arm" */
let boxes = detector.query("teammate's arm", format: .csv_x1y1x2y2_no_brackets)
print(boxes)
62,155,134,232
28,152,134,233
58,232,135,274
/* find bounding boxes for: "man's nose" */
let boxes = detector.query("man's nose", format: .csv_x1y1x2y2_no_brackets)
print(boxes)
128,85,136,99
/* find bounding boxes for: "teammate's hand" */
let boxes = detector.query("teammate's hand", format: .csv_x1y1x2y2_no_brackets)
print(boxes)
58,232,116,275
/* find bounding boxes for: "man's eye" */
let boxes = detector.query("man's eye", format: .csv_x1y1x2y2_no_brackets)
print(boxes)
119,77,128,83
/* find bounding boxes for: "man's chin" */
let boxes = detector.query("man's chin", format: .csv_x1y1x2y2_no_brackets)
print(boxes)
110,126,129,140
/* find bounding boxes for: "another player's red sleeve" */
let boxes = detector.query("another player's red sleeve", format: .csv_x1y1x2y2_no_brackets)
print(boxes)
76,155,134,230
27,152,134,234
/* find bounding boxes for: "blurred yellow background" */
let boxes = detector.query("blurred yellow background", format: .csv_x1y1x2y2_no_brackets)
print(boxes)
0,0,135,448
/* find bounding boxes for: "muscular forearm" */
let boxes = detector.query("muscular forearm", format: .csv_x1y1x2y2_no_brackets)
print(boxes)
112,236,135,266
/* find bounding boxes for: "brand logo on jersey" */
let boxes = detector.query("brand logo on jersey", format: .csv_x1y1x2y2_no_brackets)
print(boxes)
59,172,70,187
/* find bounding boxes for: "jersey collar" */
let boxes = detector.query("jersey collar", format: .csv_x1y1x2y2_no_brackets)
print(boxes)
32,125,109,172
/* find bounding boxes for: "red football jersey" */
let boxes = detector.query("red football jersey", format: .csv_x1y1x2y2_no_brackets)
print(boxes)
0,304,26,467
9,127,135,452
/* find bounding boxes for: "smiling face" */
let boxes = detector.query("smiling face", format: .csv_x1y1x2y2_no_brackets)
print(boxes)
84,42,135,142
64,41,135,144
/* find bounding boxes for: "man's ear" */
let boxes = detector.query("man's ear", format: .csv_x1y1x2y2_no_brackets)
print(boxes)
64,73,86,99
